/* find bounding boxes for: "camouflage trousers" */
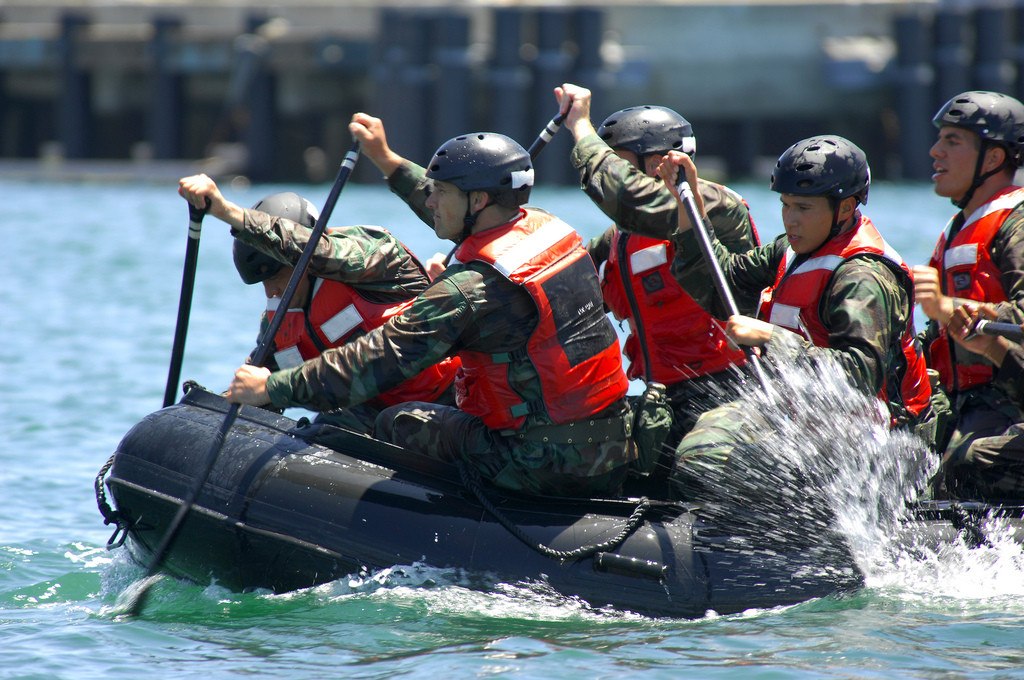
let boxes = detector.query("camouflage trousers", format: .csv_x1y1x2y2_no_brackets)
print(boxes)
664,368,747,442
374,401,632,497
951,424,1024,502
665,399,769,505
939,387,1024,502
663,399,848,552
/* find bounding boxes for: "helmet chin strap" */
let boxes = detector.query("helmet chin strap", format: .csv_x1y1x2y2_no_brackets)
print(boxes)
828,202,843,241
826,198,856,241
955,140,1004,210
460,192,486,243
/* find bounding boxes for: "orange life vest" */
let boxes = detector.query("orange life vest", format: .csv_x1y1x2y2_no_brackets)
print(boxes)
451,208,629,431
926,186,1024,392
269,277,459,407
758,215,931,419
601,229,746,382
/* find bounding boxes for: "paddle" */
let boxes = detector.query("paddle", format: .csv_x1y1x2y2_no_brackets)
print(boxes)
969,319,1024,343
162,200,208,408
119,141,362,617
527,110,567,160
673,175,771,391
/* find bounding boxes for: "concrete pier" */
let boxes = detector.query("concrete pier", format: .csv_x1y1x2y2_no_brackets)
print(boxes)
1,1,1020,184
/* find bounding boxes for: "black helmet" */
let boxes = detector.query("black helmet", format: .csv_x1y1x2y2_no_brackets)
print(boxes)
233,192,320,285
425,132,533,205
933,90,1024,167
771,136,871,205
597,105,696,157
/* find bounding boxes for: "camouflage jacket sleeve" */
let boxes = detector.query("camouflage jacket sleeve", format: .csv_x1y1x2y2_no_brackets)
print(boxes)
994,342,1024,406
764,257,911,394
386,161,437,229
571,133,678,240
671,227,785,318
570,133,758,251
235,211,430,299
264,263,537,411
991,204,1024,324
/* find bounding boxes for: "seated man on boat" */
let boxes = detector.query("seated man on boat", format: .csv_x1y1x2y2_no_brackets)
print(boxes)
177,177,460,433
910,91,1024,501
555,82,760,481
222,114,636,498
940,303,1024,501
656,135,935,504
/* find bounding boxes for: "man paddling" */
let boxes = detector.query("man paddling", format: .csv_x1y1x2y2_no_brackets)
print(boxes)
223,114,635,497
555,83,760,479
911,91,1024,501
657,136,933,502
176,179,459,432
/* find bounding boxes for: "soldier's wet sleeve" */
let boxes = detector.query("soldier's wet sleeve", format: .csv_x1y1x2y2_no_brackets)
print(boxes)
702,183,758,254
386,161,436,229
264,276,472,411
570,133,678,240
991,206,1024,324
236,211,428,295
766,257,908,394
671,228,783,318
702,182,761,313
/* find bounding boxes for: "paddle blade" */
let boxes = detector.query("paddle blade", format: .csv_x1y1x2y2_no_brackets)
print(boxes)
111,573,165,619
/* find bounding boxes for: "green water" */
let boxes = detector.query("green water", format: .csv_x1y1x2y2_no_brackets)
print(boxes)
4,176,1024,678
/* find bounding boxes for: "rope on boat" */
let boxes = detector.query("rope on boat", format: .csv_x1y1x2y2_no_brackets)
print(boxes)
94,454,129,549
948,501,989,549
458,461,650,561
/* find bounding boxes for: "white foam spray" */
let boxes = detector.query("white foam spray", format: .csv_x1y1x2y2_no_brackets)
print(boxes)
703,351,1024,607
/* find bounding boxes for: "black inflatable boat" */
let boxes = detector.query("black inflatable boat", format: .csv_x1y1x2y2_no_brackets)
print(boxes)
96,386,1019,618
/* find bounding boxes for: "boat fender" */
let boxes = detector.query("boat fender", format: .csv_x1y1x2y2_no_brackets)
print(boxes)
593,552,666,581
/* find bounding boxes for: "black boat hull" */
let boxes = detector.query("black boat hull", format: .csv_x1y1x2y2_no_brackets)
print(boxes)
110,388,986,618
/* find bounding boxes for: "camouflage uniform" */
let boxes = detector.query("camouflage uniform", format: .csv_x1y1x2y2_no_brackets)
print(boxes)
668,222,924,502
922,206,1024,499
264,161,633,496
237,210,454,431
572,133,760,447
572,133,760,310
946,343,1024,501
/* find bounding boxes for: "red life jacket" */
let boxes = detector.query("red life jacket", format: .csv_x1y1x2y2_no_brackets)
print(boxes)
758,215,931,419
269,277,459,407
926,186,1024,392
601,229,746,382
451,208,629,431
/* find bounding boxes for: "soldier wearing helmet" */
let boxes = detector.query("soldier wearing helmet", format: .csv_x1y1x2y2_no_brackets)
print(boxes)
910,91,1024,502
654,136,933,504
224,113,635,499
554,83,760,486
177,175,459,433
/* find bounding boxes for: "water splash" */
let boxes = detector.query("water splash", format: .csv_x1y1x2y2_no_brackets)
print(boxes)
688,351,1024,609
673,353,931,574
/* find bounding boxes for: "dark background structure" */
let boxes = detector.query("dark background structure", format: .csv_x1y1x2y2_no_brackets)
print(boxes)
0,1,1020,184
